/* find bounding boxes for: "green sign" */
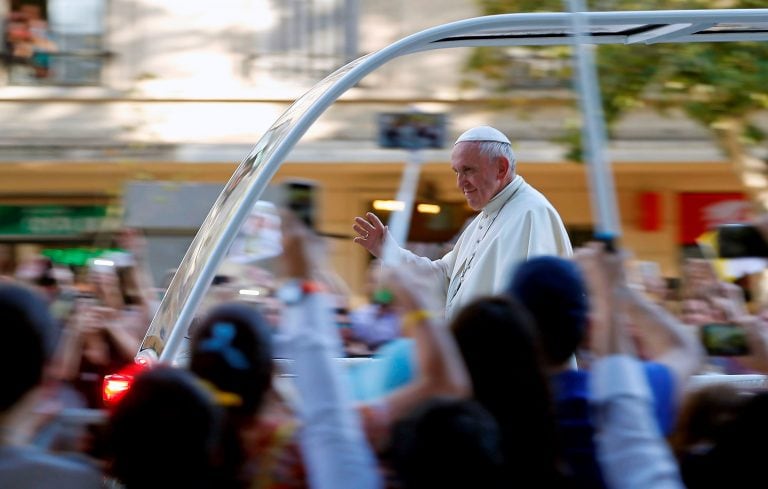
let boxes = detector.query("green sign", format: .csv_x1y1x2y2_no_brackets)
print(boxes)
42,247,122,266
0,206,109,236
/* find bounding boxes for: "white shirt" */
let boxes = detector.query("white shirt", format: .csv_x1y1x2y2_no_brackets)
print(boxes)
591,355,685,489
390,175,572,317
280,293,381,489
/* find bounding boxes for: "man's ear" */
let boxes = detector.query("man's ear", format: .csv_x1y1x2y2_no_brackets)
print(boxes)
495,155,510,179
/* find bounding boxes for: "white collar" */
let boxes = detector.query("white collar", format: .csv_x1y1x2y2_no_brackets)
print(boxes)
482,175,523,217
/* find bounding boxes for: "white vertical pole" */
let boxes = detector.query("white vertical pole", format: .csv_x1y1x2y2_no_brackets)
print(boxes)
343,0,358,62
566,0,621,238
381,149,423,265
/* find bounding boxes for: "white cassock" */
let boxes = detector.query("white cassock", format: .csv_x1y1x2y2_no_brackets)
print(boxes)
389,175,572,318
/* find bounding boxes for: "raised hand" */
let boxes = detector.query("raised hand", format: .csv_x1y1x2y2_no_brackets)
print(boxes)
280,210,317,280
352,212,387,257
574,242,635,357
735,315,768,373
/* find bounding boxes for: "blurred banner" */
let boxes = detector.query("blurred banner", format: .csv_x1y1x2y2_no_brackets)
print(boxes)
679,192,750,245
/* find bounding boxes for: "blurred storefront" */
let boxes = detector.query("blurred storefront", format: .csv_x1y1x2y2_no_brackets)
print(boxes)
0,0,758,295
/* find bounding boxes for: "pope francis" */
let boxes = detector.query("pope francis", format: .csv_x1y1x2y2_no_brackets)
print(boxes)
353,125,572,318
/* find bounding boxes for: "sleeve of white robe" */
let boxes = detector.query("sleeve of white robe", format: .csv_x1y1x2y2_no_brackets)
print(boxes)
590,355,684,489
384,232,459,305
281,292,382,489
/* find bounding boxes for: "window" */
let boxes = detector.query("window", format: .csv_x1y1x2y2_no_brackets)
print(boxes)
3,0,106,85
247,0,358,82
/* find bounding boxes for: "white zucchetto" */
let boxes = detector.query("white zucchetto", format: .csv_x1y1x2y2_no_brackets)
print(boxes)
454,126,511,145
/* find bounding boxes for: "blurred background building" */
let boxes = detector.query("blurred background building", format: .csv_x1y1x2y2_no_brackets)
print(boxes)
0,0,760,296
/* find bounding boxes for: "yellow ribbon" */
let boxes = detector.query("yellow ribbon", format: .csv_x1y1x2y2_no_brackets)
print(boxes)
197,379,243,407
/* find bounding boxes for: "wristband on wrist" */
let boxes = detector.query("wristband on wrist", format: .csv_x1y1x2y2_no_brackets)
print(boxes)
300,280,324,294
401,309,433,335
277,279,324,305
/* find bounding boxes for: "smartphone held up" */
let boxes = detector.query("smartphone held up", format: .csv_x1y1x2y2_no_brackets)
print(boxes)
700,323,750,357
716,224,768,258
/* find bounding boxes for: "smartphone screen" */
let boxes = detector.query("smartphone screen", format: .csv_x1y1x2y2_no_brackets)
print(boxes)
717,224,768,258
700,323,750,356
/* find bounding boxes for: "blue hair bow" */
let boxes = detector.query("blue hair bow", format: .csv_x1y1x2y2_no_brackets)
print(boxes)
198,322,250,370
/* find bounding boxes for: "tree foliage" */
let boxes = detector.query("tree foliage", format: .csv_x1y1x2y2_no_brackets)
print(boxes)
467,0,768,161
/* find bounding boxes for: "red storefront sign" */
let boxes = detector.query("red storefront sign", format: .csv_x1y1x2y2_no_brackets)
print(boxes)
679,193,751,244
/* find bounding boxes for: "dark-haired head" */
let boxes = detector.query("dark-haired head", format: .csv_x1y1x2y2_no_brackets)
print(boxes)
451,295,560,484
190,302,274,415
689,391,768,488
506,255,589,367
0,283,56,412
390,397,505,489
105,366,222,489
451,296,548,414
189,303,275,488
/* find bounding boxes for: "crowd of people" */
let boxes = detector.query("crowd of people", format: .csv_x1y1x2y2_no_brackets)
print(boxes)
4,215,768,488
4,126,768,488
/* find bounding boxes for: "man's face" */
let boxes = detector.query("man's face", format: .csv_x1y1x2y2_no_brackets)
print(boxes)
451,142,506,211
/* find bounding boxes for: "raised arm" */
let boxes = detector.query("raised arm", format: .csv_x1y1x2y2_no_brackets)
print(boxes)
623,284,704,399
117,228,160,317
376,267,471,424
352,212,453,304
579,243,685,489
279,212,381,489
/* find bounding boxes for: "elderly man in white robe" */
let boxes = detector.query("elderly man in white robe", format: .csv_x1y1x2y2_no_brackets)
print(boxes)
353,125,572,318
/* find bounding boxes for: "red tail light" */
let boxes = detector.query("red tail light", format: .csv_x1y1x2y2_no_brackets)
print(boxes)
102,361,150,406
102,374,133,405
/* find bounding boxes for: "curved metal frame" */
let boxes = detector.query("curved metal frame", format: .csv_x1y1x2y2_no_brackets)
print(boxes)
137,8,768,363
